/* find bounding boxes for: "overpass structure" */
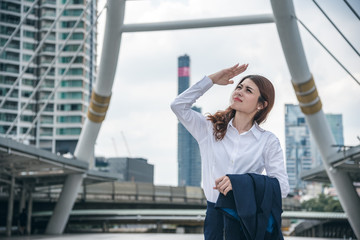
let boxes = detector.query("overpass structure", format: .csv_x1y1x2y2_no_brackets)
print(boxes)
0,137,355,237
0,0,359,238
301,144,360,183
29,209,352,237
0,137,121,236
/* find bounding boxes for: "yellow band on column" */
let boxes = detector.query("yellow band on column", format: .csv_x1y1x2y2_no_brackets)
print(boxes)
87,91,111,123
295,88,319,104
89,101,109,113
292,75,322,115
300,100,323,115
292,76,315,93
91,91,111,104
87,111,106,123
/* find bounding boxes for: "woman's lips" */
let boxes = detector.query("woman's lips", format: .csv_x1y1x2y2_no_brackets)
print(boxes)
234,97,242,102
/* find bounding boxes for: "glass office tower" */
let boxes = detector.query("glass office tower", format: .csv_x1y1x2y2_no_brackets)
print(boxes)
285,104,344,194
285,104,312,194
177,54,201,187
0,0,97,154
311,114,344,167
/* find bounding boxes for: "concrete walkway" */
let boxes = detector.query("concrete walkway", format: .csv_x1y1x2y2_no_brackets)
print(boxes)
0,234,346,240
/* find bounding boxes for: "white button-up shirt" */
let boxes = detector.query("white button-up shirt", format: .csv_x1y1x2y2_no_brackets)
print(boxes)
171,76,290,203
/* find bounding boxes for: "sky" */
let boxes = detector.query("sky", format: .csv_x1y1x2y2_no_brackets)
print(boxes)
94,0,360,186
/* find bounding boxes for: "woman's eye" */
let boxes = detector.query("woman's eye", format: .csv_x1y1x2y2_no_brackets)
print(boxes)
247,89,252,93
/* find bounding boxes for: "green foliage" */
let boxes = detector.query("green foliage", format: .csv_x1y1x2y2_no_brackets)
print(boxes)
301,193,343,212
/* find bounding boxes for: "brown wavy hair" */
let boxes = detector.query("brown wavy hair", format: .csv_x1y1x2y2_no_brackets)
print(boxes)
207,75,275,141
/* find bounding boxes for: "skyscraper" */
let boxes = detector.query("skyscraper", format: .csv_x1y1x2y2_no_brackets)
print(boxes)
311,114,344,167
285,104,312,193
285,104,344,194
0,0,97,154
177,54,201,187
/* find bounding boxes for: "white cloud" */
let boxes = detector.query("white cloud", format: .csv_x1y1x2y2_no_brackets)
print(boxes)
95,0,360,185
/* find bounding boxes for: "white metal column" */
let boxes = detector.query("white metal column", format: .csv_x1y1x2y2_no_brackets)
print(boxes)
74,0,125,163
6,175,15,237
26,188,33,235
270,0,360,238
45,174,84,234
45,0,126,234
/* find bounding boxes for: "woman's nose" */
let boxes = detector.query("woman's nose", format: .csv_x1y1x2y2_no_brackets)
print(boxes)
236,89,243,96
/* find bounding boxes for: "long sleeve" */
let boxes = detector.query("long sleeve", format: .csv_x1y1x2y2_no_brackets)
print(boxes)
170,76,213,143
263,135,290,198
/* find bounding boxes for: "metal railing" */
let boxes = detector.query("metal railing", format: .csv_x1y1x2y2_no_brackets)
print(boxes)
32,181,207,206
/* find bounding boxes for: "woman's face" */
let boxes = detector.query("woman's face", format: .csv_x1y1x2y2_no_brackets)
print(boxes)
230,78,263,115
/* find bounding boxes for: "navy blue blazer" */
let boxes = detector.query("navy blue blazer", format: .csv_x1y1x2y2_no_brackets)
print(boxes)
215,173,284,240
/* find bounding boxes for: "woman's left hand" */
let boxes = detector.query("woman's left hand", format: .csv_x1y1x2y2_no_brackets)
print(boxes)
213,176,232,196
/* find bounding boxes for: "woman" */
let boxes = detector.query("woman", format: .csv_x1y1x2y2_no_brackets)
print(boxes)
171,63,290,239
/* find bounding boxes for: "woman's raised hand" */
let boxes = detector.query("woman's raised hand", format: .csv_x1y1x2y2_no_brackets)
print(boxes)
208,63,248,86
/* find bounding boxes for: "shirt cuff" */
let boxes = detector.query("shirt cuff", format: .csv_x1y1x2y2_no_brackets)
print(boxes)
199,75,214,92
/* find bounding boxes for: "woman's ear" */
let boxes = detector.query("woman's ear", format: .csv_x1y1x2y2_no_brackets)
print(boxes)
264,101,268,109
258,101,268,110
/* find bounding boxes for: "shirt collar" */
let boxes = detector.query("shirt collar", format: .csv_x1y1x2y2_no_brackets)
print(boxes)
229,120,264,140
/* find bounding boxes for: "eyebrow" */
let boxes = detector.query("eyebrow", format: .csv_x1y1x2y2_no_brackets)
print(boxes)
239,83,255,91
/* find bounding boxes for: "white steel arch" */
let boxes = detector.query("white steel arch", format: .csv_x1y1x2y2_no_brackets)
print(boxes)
270,0,360,237
47,0,360,237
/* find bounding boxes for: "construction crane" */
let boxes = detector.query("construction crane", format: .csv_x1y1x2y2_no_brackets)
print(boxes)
121,131,132,157
111,131,132,157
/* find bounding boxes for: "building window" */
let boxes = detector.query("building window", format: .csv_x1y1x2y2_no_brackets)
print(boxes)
59,68,83,76
21,91,32,98
0,76,16,85
61,32,84,40
1,2,21,13
21,115,34,122
0,63,19,73
61,80,83,87
62,0,84,4
297,117,305,126
57,104,82,111
0,14,20,24
42,44,55,52
0,52,19,61
1,38,20,49
40,127,53,136
57,128,81,135
23,42,36,50
57,116,82,123
23,54,32,61
59,92,83,99
63,9,83,17
61,21,84,28
0,113,17,122
43,104,54,112
63,44,81,52
0,26,16,35
40,116,53,124
60,56,83,64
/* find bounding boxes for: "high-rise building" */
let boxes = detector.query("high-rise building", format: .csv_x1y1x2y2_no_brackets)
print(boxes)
177,54,201,187
285,104,344,194
95,157,154,183
0,0,97,154
311,114,344,167
285,104,312,193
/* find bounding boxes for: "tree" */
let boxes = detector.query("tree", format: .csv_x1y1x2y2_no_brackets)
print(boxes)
301,193,343,212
